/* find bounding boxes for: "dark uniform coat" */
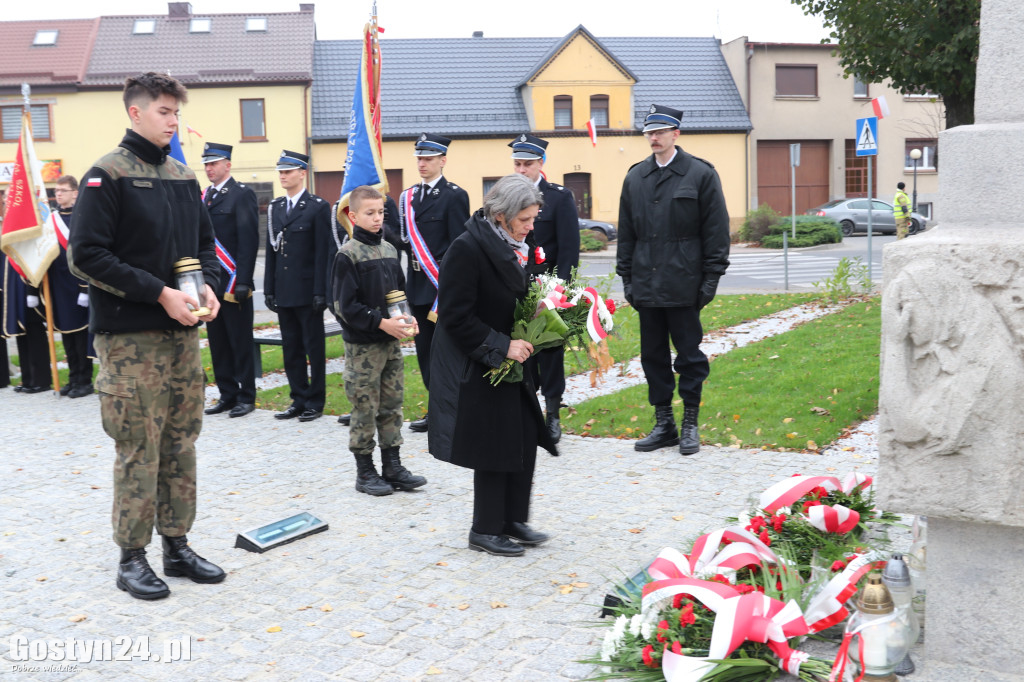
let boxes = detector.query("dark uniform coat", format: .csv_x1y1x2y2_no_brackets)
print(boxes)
401,176,470,306
264,190,330,308
46,207,89,333
616,146,730,307
533,178,580,279
428,211,556,472
205,177,259,298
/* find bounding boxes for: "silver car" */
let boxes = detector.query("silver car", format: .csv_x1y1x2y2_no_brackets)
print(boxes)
806,199,928,236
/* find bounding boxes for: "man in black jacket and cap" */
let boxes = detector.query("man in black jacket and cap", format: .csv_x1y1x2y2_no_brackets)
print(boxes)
616,104,730,456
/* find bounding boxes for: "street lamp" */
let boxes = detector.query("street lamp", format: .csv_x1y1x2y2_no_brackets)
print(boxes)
909,148,922,212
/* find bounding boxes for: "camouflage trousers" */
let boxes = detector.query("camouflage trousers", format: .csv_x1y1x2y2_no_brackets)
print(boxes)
94,329,205,549
343,340,404,455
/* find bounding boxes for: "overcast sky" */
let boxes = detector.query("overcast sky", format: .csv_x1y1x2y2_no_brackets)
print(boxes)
8,0,830,43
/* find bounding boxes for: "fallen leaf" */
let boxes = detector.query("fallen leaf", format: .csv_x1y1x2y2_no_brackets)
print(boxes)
782,417,794,424
769,354,780,359
568,573,577,578
426,667,442,675
320,604,333,612
559,585,573,594
266,626,282,633
630,415,638,422
672,514,685,521
490,601,507,609
628,528,643,534
807,440,819,451
71,470,81,475
811,407,831,416
36,576,47,582
428,603,438,608
227,491,239,495
456,604,469,610
90,486,100,490
435,561,448,566
571,582,589,588
297,606,312,611
349,630,366,638
307,622,316,627
69,614,87,622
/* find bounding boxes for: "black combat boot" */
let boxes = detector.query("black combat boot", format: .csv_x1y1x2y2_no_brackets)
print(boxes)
354,454,394,496
634,405,679,452
162,535,226,583
545,397,562,444
117,547,170,600
679,404,701,455
381,447,427,491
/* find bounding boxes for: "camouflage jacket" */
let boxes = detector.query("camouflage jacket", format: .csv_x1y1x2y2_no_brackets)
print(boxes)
331,226,405,344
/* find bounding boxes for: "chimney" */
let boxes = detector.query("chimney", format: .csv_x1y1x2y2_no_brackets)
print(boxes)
300,4,315,12
168,2,192,18
472,31,483,38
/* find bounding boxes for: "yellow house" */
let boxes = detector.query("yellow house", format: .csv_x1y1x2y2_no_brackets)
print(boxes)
311,26,751,230
1,3,315,218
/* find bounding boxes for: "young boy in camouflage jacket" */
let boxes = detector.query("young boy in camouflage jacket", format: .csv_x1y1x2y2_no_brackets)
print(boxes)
331,186,426,496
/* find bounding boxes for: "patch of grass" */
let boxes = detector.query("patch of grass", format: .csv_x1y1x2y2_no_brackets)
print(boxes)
563,299,880,449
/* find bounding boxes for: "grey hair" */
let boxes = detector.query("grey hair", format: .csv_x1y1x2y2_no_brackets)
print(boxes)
482,174,544,223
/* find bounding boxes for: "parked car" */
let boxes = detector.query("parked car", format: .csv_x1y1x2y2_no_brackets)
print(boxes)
806,199,928,236
579,218,617,241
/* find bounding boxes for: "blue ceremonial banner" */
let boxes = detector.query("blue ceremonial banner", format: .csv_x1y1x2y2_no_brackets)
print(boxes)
336,14,387,238
169,132,187,164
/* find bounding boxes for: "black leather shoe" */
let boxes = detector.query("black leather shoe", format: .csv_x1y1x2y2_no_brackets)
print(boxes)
298,409,323,422
13,385,25,393
117,548,170,600
503,521,549,546
59,384,74,396
468,531,524,557
409,415,428,432
162,535,226,584
68,384,94,399
204,399,235,415
228,403,255,418
275,405,303,420
19,385,50,394
337,413,351,425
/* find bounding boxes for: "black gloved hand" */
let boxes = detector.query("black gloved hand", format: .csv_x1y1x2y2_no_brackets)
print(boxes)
623,282,634,307
698,276,720,310
264,294,278,313
234,283,251,300
313,295,327,315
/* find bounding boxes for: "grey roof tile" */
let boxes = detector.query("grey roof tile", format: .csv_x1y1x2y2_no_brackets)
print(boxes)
312,31,750,140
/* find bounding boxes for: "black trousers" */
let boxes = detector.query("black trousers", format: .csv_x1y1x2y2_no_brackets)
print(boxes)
472,412,538,535
411,302,436,392
16,311,50,388
0,336,9,387
638,305,708,407
530,345,565,403
277,305,326,411
62,329,93,387
206,295,256,405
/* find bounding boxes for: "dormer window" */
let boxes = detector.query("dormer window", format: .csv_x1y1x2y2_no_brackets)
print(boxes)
33,30,58,46
133,19,156,34
246,17,267,32
190,18,211,33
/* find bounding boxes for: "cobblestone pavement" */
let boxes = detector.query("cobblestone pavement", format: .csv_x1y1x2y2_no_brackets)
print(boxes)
1,386,892,682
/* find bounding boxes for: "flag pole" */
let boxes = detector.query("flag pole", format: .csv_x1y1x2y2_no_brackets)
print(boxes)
21,83,60,394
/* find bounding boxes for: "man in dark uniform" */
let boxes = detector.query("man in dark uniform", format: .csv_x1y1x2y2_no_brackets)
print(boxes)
264,150,330,423
617,104,730,456
49,175,92,397
200,143,260,418
398,133,470,432
510,133,580,443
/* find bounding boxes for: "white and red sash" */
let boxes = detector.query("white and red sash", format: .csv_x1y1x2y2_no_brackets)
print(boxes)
51,211,70,249
214,238,241,301
401,186,440,321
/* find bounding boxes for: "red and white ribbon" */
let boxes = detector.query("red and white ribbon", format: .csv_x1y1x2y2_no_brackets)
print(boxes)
806,504,861,534
648,527,781,582
803,552,881,633
759,473,874,513
539,283,574,311
570,286,612,342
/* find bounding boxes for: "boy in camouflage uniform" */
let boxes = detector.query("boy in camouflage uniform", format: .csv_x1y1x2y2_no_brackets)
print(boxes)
69,73,226,600
331,186,426,496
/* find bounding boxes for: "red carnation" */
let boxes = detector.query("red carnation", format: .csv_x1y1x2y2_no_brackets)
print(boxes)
771,514,786,532
605,298,616,314
735,584,756,595
831,560,847,572
802,500,822,512
679,603,696,627
812,486,829,499
759,530,771,546
642,644,658,668
747,515,767,532
672,641,683,655
672,593,684,609
710,573,731,585
656,619,670,642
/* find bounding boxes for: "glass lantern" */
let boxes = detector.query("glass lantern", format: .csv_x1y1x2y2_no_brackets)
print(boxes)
882,554,920,675
845,573,913,682
172,257,210,317
386,290,414,324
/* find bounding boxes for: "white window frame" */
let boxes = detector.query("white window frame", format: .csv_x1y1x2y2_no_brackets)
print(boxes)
33,30,58,46
133,19,156,34
190,18,211,33
246,17,267,32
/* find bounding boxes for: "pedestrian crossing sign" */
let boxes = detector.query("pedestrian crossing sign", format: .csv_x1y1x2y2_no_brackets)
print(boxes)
856,117,879,156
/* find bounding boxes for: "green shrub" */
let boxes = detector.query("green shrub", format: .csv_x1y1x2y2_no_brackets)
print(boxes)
579,229,606,252
761,215,842,248
739,204,781,244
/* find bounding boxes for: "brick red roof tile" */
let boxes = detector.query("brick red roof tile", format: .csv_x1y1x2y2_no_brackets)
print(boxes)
0,19,99,87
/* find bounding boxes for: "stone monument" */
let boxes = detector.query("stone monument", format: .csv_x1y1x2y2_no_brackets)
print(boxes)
878,0,1024,679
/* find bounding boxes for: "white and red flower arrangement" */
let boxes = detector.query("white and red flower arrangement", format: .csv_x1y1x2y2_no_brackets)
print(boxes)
587,471,898,682
486,272,617,385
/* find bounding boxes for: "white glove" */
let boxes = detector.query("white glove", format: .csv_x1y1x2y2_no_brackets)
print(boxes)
26,295,40,308
77,293,89,307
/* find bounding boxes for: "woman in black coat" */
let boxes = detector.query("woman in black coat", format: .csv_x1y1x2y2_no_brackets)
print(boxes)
428,174,557,557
